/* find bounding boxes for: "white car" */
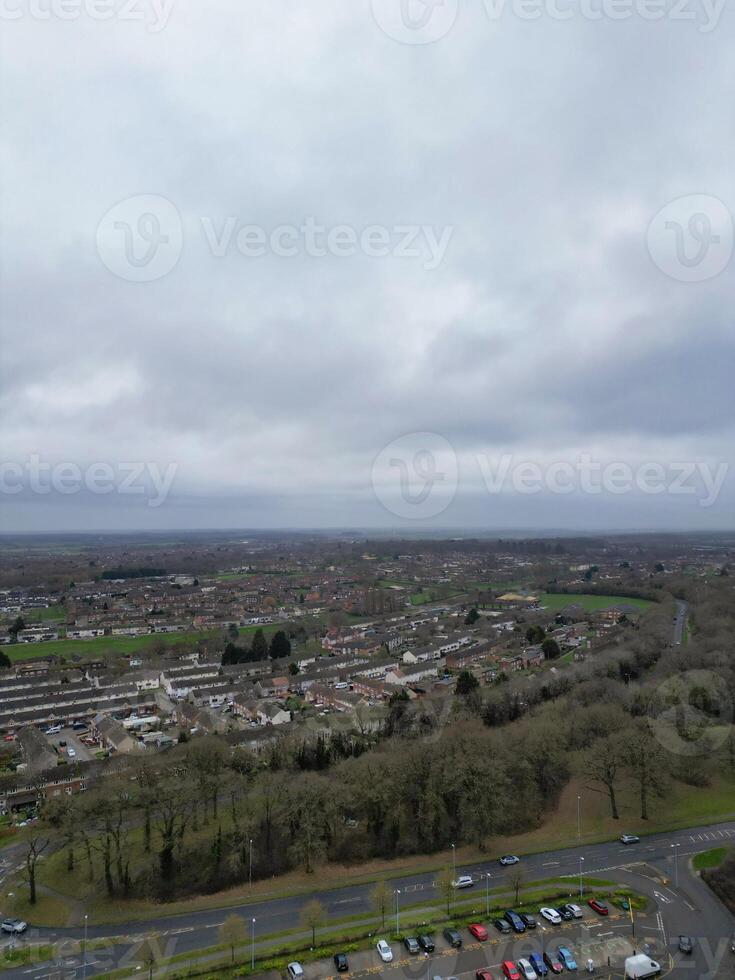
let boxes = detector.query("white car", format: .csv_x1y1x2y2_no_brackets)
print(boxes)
518,959,538,980
376,939,393,962
540,906,562,924
67,747,76,758
499,855,520,866
286,962,304,980
620,834,640,844
452,874,474,889
566,903,584,918
1,919,28,934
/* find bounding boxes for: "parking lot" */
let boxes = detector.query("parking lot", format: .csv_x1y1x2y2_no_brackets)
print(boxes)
289,907,678,980
42,727,97,762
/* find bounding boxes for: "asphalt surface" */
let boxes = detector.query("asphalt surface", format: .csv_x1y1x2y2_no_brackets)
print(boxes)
2,820,734,979
672,601,688,647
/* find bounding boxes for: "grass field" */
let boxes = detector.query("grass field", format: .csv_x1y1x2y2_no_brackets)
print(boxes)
538,593,653,612
4,622,285,663
693,846,731,870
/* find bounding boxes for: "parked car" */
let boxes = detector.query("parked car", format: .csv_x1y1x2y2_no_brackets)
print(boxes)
501,962,521,980
418,935,435,952
476,970,495,980
403,936,420,954
517,959,538,980
620,834,640,844
539,907,562,925
443,928,462,948
1,919,27,934
58,740,67,747
333,953,349,972
376,940,393,962
499,855,520,865
564,904,584,919
493,917,512,934
453,875,474,889
555,905,574,921
520,912,537,929
542,951,564,974
67,747,76,758
468,923,488,941
286,963,304,980
3,734,15,742
529,953,548,977
678,936,693,954
557,946,578,971
504,909,526,933
588,899,609,916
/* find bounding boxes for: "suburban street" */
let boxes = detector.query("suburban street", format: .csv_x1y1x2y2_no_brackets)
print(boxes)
2,818,734,979
672,601,688,647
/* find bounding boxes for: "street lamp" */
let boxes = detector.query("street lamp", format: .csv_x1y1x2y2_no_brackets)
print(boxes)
480,872,491,916
578,856,585,898
450,842,456,880
249,838,254,891
83,913,88,979
251,917,256,970
671,843,681,888
7,894,14,950
394,889,401,935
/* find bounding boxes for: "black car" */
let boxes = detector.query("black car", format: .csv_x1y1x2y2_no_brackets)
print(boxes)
556,905,574,921
504,909,526,933
493,917,512,935
403,936,420,954
333,953,349,972
520,913,538,929
678,936,694,954
443,928,462,948
418,935,435,952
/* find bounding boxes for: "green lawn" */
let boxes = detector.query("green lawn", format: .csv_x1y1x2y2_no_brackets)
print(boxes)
693,846,731,870
538,593,653,613
4,622,285,663
21,604,65,623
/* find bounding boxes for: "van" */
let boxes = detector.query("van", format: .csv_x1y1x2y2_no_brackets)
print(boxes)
46,725,62,735
624,955,661,978
333,682,348,690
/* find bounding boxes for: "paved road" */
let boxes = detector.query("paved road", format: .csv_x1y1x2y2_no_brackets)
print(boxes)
3,819,734,978
672,600,688,646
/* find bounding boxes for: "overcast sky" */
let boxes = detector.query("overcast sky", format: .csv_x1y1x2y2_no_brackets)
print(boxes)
1,0,733,532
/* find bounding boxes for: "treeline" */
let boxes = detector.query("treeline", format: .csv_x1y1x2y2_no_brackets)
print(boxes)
100,567,167,580
221,628,291,664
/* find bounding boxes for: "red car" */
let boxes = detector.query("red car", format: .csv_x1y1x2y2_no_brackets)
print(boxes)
468,923,489,941
588,899,609,916
476,971,494,980
502,962,521,980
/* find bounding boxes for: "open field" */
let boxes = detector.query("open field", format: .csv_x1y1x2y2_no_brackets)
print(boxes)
4,622,284,663
537,592,654,612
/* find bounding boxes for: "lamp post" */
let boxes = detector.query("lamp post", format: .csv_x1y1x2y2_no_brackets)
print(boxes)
7,894,14,950
480,872,491,916
671,843,681,888
577,795,582,843
83,913,88,979
394,889,401,935
249,838,254,891
451,842,456,880
578,856,585,898
251,917,256,970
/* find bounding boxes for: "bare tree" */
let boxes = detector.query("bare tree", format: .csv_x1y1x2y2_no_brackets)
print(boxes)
24,834,50,905
370,880,391,928
299,898,325,948
218,913,247,964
